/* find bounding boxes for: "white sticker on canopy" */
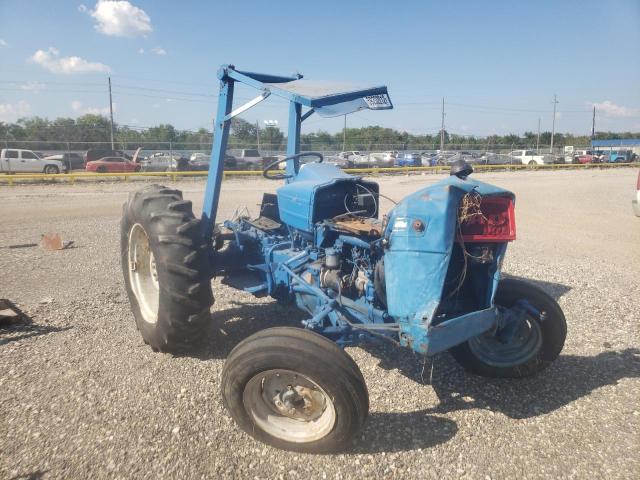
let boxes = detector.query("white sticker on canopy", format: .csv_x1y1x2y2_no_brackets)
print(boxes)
363,94,392,109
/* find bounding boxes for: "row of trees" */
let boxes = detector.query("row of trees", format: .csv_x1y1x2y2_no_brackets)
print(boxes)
1,115,638,151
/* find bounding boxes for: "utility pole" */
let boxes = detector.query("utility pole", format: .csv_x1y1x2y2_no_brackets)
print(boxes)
536,117,541,154
256,120,260,150
108,76,115,150
342,114,346,151
550,94,558,154
440,97,445,151
591,106,596,140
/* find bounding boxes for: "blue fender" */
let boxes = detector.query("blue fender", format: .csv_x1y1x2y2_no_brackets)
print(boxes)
383,175,514,352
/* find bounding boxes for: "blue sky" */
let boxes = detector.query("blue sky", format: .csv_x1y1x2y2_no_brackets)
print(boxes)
1,0,639,136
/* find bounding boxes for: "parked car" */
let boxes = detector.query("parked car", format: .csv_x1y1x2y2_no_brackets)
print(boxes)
140,153,189,172
478,153,522,165
337,151,361,161
84,148,131,164
0,148,67,174
324,154,352,168
633,170,640,217
577,153,598,164
420,151,438,166
572,149,592,163
380,151,398,167
43,153,84,170
188,154,237,171
361,151,397,167
190,152,209,162
86,156,140,173
508,150,555,166
350,153,375,167
394,152,422,167
607,150,635,163
230,149,266,170
432,151,459,165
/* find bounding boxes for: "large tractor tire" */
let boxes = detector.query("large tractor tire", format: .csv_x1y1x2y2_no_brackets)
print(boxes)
121,184,213,352
450,278,566,378
222,327,369,453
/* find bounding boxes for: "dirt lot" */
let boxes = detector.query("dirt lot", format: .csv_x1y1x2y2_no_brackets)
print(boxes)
1,169,639,479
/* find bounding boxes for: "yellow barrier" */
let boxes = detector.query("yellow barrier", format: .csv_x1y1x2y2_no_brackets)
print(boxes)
0,163,637,185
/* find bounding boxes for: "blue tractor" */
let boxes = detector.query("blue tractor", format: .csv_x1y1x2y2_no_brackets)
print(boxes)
121,65,566,453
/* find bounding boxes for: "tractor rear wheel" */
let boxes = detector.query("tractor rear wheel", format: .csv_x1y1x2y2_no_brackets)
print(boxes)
450,278,566,378
221,327,369,453
121,184,213,352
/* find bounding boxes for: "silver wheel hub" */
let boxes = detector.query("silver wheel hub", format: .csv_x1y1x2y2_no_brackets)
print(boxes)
243,369,336,443
128,223,159,325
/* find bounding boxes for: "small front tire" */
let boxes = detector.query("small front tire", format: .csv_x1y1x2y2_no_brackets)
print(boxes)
44,165,59,174
222,327,369,453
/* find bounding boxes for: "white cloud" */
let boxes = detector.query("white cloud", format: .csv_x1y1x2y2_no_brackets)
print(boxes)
138,48,145,54
78,4,88,12
0,101,31,121
84,0,152,38
20,81,46,92
29,47,111,74
0,39,7,47
71,100,115,116
590,100,633,118
151,46,166,55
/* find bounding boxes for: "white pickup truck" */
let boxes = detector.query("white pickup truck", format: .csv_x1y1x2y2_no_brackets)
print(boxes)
508,150,555,166
1,148,67,174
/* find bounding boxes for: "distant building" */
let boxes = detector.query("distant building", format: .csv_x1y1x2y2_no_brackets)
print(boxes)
591,139,640,155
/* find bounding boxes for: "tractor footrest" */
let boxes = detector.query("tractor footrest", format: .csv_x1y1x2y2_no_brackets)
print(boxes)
246,216,281,231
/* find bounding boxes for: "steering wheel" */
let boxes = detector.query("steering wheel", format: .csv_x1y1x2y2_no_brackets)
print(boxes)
263,152,324,180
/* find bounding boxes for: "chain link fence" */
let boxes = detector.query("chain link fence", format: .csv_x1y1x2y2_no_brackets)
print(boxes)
1,139,587,157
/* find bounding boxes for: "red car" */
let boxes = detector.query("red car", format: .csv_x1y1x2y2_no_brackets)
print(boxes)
86,156,140,173
577,153,603,164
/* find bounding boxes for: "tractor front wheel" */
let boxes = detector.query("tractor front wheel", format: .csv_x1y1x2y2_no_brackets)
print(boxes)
121,184,213,352
221,327,369,453
450,278,566,378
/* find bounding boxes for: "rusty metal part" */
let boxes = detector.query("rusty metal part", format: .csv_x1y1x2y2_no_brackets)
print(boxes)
326,214,383,237
40,233,74,251
412,219,425,232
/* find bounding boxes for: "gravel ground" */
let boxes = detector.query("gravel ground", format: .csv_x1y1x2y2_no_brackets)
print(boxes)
1,169,639,479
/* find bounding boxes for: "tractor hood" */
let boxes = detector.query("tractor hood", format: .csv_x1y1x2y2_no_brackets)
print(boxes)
383,175,514,325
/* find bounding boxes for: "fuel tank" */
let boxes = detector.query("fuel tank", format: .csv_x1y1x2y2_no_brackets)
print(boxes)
383,175,514,325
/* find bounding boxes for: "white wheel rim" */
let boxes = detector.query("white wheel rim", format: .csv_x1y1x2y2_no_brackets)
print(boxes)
243,369,336,443
128,223,159,324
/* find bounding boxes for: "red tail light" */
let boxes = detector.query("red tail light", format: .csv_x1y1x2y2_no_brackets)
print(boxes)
459,196,516,242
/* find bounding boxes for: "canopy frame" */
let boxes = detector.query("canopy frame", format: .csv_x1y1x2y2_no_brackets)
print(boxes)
201,64,393,239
